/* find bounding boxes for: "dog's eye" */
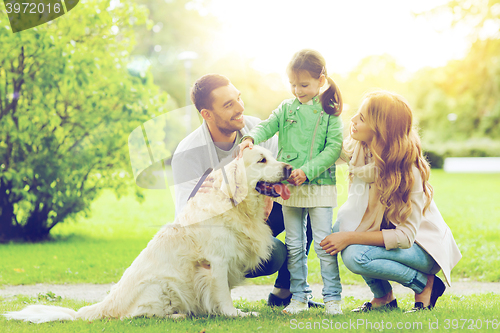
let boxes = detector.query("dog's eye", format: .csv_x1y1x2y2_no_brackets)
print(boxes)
258,158,266,163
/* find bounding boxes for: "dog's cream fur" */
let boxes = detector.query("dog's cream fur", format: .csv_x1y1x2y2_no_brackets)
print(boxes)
4,146,290,323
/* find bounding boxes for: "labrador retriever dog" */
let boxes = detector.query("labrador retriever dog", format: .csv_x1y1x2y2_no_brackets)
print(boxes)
4,146,291,323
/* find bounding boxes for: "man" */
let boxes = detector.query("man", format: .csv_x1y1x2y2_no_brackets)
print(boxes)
171,74,319,307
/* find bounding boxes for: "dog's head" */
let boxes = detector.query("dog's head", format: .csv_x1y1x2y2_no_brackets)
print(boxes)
220,146,291,204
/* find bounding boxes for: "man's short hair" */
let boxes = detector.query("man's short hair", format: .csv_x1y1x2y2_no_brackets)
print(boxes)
191,74,230,112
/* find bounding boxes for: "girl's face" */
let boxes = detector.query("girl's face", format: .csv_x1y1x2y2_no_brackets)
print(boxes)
351,100,375,144
288,70,325,104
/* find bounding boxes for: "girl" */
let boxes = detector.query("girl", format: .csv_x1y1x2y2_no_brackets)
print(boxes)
320,90,461,312
239,49,344,315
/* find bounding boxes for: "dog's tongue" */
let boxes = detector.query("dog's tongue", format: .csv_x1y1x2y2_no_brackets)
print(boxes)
273,184,291,200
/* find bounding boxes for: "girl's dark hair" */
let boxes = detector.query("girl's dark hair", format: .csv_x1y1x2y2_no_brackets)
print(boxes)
286,49,343,116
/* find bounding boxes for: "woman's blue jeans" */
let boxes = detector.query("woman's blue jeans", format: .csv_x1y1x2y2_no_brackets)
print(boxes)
334,222,438,298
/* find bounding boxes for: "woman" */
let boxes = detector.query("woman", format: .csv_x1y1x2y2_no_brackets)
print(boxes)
320,90,461,312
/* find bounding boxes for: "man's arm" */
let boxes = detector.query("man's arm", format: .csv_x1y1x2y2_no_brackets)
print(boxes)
171,144,210,216
173,179,199,216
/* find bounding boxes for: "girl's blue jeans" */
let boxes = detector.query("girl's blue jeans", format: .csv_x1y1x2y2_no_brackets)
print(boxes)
282,206,341,303
333,222,438,298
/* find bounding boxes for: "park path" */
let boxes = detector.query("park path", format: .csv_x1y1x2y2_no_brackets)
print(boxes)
1,280,499,303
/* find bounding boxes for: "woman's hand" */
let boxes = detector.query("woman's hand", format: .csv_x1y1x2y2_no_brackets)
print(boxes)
237,138,254,159
320,232,353,255
288,169,307,186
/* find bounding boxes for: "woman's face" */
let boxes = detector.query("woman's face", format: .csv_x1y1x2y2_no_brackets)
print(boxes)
351,100,375,144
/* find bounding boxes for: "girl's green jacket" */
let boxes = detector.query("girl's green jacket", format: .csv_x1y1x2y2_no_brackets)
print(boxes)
243,96,343,185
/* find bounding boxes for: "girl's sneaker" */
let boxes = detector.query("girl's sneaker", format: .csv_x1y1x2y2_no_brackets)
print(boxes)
325,300,343,315
283,299,308,314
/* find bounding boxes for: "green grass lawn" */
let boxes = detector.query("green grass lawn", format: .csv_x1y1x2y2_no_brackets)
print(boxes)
2,293,500,332
428,171,500,281
1,166,500,286
1,167,500,332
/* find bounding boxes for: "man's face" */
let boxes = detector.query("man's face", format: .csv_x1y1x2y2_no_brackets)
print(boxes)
207,84,245,135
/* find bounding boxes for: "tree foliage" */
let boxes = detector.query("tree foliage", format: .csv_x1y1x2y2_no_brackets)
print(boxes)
0,0,166,241
439,0,500,38
132,0,291,117
336,54,410,117
132,0,222,108
411,0,500,143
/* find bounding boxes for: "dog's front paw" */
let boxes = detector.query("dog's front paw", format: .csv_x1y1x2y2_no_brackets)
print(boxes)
167,313,187,319
236,309,259,317
220,308,239,317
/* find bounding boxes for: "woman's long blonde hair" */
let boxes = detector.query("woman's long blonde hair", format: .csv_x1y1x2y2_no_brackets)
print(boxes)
359,90,433,223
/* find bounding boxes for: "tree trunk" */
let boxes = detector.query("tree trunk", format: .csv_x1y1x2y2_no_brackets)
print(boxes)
0,182,51,242
23,206,51,242
0,195,22,242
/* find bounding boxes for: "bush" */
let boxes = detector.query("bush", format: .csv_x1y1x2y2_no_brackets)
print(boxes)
424,150,444,169
0,1,167,242
423,139,500,169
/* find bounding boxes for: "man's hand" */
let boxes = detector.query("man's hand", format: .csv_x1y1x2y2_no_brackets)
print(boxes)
287,169,307,186
237,138,254,159
264,197,273,220
320,232,352,255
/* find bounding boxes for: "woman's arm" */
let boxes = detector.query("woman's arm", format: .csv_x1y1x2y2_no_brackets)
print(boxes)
381,167,426,250
321,167,428,254
322,186,425,255
320,231,385,255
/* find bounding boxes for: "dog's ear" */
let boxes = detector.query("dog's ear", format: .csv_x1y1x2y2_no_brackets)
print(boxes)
220,158,248,205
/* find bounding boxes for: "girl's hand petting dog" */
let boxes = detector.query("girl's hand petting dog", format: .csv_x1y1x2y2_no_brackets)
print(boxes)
287,169,307,186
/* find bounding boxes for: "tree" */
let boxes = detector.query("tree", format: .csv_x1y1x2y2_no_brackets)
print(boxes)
0,0,167,241
335,54,410,119
132,0,222,108
131,0,292,117
435,0,500,39
411,0,500,142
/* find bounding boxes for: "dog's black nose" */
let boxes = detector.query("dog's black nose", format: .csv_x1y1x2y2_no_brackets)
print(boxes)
284,164,292,179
